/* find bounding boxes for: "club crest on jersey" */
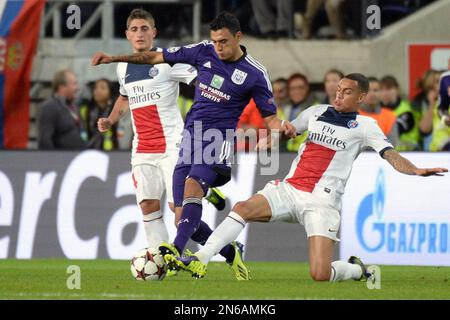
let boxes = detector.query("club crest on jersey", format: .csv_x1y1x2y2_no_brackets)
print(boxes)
347,119,359,128
231,69,248,85
149,66,159,78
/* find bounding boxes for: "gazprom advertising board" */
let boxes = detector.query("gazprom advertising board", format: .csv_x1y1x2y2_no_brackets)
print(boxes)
340,152,450,266
1,151,449,265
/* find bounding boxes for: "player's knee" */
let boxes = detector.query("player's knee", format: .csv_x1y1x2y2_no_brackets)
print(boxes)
185,177,207,198
232,201,252,220
139,200,160,215
310,267,331,282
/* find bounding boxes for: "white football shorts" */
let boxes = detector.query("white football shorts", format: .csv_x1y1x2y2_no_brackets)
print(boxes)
131,151,178,205
257,180,342,242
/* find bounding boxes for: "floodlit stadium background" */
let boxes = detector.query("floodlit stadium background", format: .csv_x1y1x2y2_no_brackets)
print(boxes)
0,0,449,266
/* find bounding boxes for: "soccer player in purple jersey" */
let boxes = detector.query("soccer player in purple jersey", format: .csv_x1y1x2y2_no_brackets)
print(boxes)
92,12,296,280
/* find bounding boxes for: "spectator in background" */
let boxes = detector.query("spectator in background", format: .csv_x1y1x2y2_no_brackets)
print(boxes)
283,73,318,151
360,77,399,147
380,75,420,151
37,69,86,150
322,69,344,104
412,69,441,150
272,78,289,112
250,0,292,38
419,70,450,151
79,79,118,150
284,73,317,121
303,0,347,39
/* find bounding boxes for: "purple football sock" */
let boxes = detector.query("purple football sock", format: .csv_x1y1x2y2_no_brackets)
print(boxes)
174,202,203,253
191,220,235,263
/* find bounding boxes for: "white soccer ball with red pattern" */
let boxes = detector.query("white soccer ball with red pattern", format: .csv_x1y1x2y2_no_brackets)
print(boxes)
130,248,167,281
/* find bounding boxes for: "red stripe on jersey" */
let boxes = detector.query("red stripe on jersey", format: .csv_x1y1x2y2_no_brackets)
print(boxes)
286,142,336,192
132,105,166,153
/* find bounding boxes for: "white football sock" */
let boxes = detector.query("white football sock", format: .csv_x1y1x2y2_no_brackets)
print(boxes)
196,211,246,264
330,260,362,282
142,211,169,248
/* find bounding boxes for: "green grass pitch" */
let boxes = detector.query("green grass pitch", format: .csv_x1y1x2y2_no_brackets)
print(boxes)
0,259,449,300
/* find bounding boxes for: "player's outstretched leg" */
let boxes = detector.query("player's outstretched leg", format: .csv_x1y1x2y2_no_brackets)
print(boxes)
174,194,271,279
190,220,250,280
309,236,370,282
347,256,374,281
329,257,373,282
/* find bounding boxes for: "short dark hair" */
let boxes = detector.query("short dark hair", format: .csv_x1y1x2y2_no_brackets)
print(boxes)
288,73,309,87
52,69,72,93
127,8,155,29
273,78,287,85
344,73,369,93
367,76,379,83
380,75,399,89
210,12,241,35
93,78,113,95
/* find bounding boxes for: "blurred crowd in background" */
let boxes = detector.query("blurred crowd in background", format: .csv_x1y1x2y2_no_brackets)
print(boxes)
34,0,448,153
37,67,450,153
53,0,436,40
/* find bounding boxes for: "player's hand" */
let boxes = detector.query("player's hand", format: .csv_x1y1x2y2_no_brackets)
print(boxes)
91,52,113,66
97,118,112,132
255,136,271,151
281,120,297,139
414,167,448,176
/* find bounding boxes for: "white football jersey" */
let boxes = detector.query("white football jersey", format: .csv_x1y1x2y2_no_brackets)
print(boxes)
116,49,197,165
285,104,393,195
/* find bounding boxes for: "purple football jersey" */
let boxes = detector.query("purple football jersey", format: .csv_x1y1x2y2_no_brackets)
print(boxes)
163,41,276,135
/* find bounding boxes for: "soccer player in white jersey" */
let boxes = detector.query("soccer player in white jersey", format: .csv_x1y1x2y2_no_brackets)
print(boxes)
97,9,225,252
170,73,448,280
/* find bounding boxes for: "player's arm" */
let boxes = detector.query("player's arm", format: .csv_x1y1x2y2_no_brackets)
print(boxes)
382,149,447,176
91,51,165,66
264,115,297,138
97,95,129,132
255,116,296,151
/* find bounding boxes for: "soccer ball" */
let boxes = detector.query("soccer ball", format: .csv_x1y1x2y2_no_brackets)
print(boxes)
130,247,167,281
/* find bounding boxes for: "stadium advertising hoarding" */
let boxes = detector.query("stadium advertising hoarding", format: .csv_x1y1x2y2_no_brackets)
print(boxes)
1,151,448,266
0,151,306,261
340,152,450,266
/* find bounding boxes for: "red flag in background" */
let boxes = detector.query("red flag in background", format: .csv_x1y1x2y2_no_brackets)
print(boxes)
0,0,45,149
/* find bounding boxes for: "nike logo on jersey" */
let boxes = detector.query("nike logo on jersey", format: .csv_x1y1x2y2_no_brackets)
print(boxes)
203,61,211,68
328,228,338,233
